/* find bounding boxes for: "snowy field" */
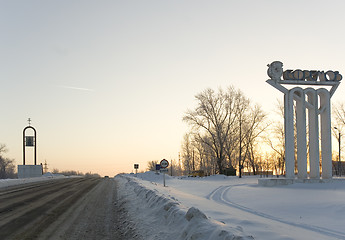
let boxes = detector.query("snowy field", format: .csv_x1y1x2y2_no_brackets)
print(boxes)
116,172,345,240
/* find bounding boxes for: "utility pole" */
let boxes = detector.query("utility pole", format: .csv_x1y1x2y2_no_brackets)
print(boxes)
178,152,180,166
192,150,195,171
338,131,341,176
178,152,181,175
44,160,48,173
335,127,342,176
239,115,242,178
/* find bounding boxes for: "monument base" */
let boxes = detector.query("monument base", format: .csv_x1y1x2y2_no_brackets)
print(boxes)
258,178,333,186
18,165,43,178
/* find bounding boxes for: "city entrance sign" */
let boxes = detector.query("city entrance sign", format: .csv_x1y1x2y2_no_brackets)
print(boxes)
267,61,342,180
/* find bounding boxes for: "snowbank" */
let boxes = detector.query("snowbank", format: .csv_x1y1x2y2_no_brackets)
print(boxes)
0,173,68,189
124,172,345,240
116,174,254,240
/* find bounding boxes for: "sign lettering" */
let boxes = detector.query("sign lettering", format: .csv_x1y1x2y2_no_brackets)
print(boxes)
283,70,342,82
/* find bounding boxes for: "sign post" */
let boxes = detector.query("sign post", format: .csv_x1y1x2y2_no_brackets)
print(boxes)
160,159,169,187
155,164,161,174
134,164,139,176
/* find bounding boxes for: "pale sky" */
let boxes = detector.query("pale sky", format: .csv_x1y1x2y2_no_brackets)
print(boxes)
1,0,345,176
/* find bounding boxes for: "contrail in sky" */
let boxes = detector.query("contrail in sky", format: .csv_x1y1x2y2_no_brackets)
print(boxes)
58,85,94,92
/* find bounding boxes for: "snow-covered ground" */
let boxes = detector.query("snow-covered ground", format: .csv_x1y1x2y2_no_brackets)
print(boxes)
116,172,345,240
3,172,345,239
0,173,68,188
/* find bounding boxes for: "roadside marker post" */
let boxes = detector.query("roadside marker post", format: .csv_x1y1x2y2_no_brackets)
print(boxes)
160,159,169,187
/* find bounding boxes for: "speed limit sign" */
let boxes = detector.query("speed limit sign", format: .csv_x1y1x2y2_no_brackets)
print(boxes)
160,159,169,169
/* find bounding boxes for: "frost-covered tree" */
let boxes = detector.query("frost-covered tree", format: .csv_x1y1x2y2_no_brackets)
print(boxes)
183,86,267,175
183,87,238,174
0,144,16,179
147,160,159,171
181,133,193,174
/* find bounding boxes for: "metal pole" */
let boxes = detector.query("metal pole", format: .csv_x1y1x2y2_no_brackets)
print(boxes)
163,172,166,187
239,116,242,178
23,129,25,165
339,132,341,177
192,150,195,171
34,133,37,165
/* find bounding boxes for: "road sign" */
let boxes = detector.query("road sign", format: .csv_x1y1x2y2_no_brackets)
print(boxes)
160,168,168,173
134,164,139,169
156,164,161,171
160,159,169,168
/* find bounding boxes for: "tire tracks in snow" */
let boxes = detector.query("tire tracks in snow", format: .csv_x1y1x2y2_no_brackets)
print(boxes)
207,184,345,240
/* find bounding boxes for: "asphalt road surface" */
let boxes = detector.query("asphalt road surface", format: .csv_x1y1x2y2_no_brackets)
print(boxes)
0,177,141,240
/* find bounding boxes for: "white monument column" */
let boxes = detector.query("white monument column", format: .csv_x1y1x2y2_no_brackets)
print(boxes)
292,88,308,179
319,89,332,179
305,89,320,179
284,92,295,178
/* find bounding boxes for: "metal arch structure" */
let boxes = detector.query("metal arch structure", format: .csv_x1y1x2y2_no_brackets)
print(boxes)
23,125,37,165
266,61,342,179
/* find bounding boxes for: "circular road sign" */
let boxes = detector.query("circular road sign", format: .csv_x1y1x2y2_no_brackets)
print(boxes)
160,159,169,169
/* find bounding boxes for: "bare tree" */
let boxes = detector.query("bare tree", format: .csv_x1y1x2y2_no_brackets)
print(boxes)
147,160,159,171
191,135,202,171
266,122,285,175
197,135,216,175
0,144,16,179
332,102,345,142
333,102,345,125
183,87,238,174
332,102,345,175
223,89,244,169
181,133,193,174
265,100,286,176
242,104,268,175
183,86,269,176
235,91,250,178
170,159,183,176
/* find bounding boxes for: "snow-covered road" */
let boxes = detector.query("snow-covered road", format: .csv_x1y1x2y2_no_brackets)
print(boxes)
0,176,140,240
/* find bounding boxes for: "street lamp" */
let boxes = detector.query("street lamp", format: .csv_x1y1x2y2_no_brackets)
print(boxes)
334,127,341,176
